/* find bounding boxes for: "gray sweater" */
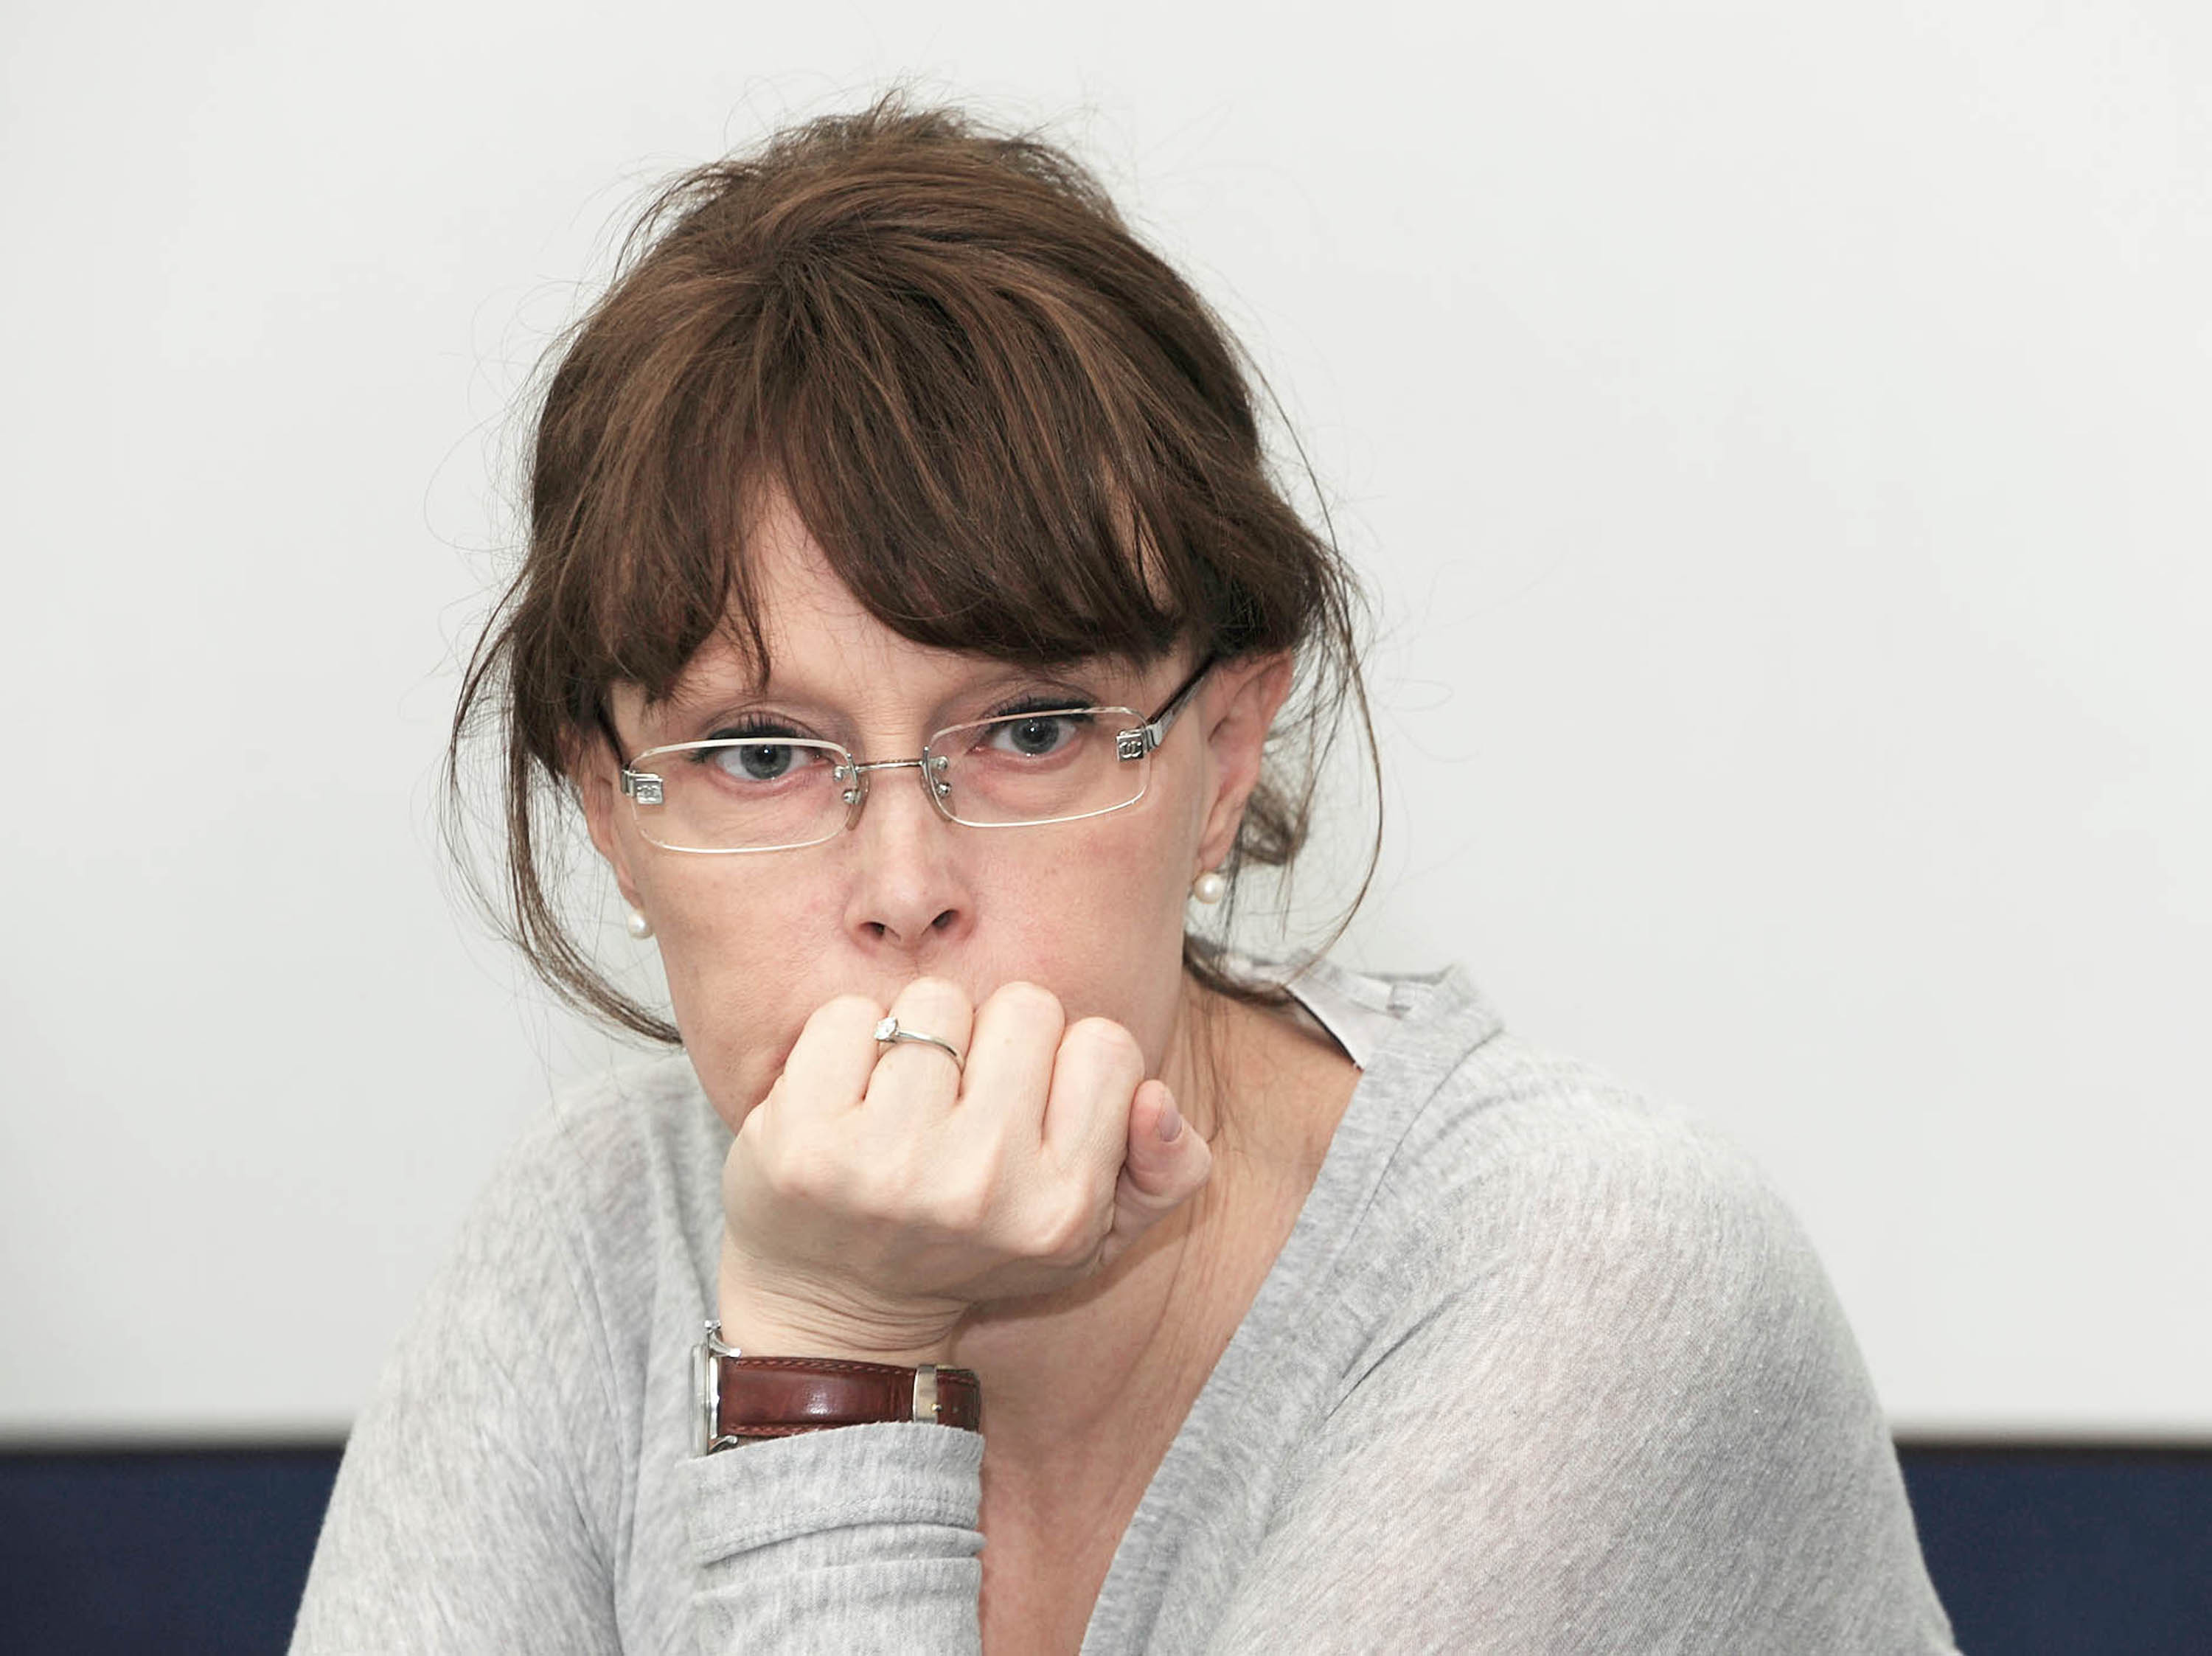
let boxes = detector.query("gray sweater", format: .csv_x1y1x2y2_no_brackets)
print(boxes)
291,959,1958,1653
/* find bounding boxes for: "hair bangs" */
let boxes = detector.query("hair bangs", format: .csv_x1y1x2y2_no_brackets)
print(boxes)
736,235,1206,679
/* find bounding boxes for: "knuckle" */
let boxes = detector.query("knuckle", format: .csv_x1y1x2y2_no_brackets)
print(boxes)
929,1172,995,1234
817,993,884,1033
1065,1016,1144,1077
990,979,1065,1030
933,1138,1007,1232
1028,1191,1110,1264
802,1136,861,1197
842,1154,915,1222
847,1168,897,1221
908,973,970,1009
763,1139,832,1204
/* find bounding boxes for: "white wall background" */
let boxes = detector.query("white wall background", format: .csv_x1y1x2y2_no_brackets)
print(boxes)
2,1,2205,1442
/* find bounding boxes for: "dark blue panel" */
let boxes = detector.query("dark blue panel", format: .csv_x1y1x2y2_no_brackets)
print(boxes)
1897,1444,2212,1656
4,1440,2210,1651
0,1447,342,1656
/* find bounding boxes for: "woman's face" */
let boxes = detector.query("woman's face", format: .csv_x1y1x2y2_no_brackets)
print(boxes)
579,490,1288,1130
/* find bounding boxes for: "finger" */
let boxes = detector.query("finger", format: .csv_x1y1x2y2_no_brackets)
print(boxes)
773,994,888,1127
962,980,1065,1136
1040,1015,1147,1172
863,975,974,1118
1117,1078,1212,1208
1100,1079,1213,1268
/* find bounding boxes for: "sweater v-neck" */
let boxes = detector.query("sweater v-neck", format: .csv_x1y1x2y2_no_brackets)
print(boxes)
1079,958,1501,1652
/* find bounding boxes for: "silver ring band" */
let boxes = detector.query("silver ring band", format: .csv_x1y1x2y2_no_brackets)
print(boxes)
872,1015,964,1072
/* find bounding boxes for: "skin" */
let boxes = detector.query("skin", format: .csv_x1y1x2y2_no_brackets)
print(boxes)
576,487,1360,1649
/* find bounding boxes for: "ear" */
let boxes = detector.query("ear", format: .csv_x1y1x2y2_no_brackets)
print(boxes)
1192,652,1295,877
570,723,647,911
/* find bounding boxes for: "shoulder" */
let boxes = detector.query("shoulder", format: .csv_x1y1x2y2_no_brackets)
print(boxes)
1230,964,1957,1650
1303,960,1857,1395
1422,1029,1815,1290
530,1048,728,1214
302,1053,724,1649
405,1048,728,1360
488,1047,730,1285
1321,959,1803,1256
1437,1040,1851,1401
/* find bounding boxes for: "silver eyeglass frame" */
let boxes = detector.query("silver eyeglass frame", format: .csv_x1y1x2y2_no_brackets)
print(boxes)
616,654,1216,855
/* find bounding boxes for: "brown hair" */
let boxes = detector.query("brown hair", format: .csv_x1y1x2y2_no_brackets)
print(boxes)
446,93,1378,1043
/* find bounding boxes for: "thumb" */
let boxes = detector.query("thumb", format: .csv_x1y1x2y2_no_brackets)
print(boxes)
1101,1079,1212,1264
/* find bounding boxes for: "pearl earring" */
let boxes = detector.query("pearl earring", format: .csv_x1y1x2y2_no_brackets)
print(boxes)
1191,869,1228,905
625,907,654,940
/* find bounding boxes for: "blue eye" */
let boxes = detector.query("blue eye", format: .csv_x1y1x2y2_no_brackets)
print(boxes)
982,709,1093,758
697,723,821,784
715,742,803,781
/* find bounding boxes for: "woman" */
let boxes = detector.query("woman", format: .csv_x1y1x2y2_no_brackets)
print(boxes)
293,97,1958,1652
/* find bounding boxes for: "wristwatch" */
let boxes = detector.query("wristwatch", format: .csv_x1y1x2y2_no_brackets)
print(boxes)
692,1321,984,1454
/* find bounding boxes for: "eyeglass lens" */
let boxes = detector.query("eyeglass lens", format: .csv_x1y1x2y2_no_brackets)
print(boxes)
628,708,1151,852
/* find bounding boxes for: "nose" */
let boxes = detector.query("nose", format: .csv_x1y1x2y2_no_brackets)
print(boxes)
838,758,973,957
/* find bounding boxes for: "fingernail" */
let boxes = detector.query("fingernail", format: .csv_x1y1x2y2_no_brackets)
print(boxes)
1156,1098,1184,1142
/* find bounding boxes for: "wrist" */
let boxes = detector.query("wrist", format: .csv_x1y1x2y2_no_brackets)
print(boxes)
714,1308,958,1368
717,1244,961,1366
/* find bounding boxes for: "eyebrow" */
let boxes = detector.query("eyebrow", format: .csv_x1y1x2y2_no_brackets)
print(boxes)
653,658,1124,726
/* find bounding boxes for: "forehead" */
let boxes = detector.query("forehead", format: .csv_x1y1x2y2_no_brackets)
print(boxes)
653,490,1145,715
741,492,882,667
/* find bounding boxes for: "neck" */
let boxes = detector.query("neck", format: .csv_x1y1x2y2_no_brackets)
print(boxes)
945,975,1354,1461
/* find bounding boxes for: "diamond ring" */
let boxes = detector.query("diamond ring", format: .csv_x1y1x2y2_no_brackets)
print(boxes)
872,1015,964,1072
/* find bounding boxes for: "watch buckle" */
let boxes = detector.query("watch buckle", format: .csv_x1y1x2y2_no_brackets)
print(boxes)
694,1320,742,1455
911,1363,939,1423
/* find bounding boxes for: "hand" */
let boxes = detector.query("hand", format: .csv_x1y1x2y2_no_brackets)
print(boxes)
716,975,1214,1364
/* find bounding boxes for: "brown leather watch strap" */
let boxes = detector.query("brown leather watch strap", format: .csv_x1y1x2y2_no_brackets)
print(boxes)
698,1331,982,1451
717,1354,982,1438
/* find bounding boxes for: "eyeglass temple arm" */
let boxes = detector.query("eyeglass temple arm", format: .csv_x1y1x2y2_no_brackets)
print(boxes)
1120,653,1219,759
595,705,664,802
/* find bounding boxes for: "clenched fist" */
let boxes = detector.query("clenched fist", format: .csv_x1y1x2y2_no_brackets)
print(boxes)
716,975,1214,1363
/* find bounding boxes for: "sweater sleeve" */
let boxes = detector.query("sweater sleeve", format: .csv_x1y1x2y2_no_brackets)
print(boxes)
289,1114,990,1655
680,1422,984,1650
288,1133,629,1653
1202,1102,1960,1655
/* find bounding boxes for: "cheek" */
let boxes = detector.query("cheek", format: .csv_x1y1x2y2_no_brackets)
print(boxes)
641,863,842,1127
1018,810,1186,928
990,805,1197,1065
